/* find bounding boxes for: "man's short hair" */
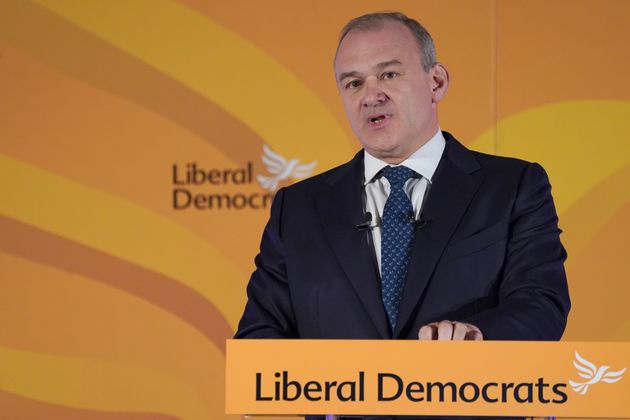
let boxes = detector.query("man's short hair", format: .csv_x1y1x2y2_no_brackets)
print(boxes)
338,12,437,72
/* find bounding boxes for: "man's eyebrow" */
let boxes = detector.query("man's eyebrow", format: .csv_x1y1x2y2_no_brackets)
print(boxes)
337,60,403,83
338,70,360,83
375,59,403,70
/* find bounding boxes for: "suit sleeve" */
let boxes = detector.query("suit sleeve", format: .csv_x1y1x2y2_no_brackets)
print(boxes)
234,188,299,338
464,162,571,340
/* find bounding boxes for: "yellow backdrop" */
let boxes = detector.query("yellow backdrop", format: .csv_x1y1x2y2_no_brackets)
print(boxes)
0,1,628,419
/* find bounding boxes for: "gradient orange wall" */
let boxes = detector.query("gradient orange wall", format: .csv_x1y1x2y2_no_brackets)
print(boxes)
0,1,628,419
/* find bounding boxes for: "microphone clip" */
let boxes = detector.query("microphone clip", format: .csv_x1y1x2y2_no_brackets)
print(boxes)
355,212,375,231
408,213,430,229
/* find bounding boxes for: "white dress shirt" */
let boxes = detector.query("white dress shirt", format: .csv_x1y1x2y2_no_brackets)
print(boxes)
363,130,446,274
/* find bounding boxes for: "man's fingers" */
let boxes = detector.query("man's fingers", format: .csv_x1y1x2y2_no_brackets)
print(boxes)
436,320,454,340
418,324,436,340
418,321,484,341
452,322,468,340
465,324,484,341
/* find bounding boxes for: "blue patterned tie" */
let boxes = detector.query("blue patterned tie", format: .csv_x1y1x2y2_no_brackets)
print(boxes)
380,165,415,330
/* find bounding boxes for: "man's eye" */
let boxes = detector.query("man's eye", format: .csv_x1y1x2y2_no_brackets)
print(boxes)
345,80,362,89
382,71,398,80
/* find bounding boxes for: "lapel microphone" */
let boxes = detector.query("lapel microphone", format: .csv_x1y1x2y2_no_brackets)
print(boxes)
355,212,374,231
408,213,431,229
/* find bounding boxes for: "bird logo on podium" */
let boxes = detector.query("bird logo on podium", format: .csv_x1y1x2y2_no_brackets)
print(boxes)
569,351,626,395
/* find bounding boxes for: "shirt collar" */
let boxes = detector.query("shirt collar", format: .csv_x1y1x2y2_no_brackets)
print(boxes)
363,129,446,185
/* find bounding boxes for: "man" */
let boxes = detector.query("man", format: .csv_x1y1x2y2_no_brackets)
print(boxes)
236,12,570,416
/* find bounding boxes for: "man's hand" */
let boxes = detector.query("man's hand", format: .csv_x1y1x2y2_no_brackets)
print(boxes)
418,320,483,341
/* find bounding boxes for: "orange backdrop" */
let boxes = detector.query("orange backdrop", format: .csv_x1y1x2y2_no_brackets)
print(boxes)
0,1,628,419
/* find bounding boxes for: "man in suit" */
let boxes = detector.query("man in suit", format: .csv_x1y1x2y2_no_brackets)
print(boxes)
236,6,569,376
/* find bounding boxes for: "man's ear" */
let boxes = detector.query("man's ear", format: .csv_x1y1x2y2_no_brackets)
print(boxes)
430,63,449,103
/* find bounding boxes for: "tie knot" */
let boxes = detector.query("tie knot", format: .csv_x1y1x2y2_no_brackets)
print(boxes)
381,165,414,189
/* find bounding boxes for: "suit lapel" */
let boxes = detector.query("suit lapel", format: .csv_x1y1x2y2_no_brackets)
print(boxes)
394,135,482,337
316,151,390,339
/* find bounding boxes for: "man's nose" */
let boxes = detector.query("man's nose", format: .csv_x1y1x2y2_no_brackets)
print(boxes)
361,78,388,107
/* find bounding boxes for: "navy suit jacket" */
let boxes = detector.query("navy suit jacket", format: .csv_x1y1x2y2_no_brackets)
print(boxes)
236,133,570,341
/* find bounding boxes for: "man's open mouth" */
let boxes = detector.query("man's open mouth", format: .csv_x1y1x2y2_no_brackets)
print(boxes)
367,114,390,125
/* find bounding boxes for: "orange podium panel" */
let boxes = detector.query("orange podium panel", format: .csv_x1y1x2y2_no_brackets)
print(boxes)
226,340,629,418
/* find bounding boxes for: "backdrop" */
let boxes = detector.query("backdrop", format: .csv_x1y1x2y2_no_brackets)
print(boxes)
1,1,628,419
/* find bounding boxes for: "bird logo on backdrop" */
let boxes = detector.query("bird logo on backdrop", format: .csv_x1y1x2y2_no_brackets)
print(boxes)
257,144,317,191
569,351,626,395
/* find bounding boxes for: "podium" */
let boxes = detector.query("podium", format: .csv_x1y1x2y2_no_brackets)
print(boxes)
226,340,629,418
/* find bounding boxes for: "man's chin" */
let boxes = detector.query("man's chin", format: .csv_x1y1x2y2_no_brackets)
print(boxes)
360,136,398,154
364,145,408,164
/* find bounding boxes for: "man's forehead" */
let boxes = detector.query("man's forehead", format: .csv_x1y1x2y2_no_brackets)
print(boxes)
338,22,414,52
334,23,418,75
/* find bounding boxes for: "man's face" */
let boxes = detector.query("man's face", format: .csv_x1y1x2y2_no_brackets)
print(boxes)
334,22,446,163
